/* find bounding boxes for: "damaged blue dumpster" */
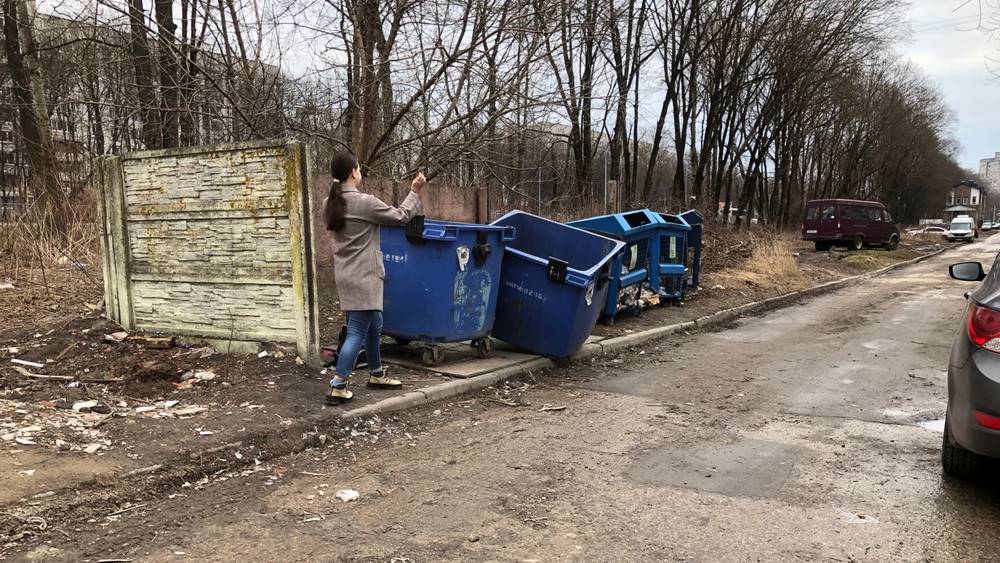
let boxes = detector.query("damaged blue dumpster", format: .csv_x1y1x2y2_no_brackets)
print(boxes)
567,209,663,322
381,216,516,366
679,209,704,288
654,212,693,302
490,211,625,358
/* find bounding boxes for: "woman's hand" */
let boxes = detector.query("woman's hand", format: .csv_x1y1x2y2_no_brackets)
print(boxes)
411,172,428,193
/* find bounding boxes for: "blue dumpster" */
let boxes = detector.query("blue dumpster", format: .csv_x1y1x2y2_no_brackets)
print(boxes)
381,217,516,365
679,209,704,288
653,213,692,301
490,211,625,358
568,209,663,321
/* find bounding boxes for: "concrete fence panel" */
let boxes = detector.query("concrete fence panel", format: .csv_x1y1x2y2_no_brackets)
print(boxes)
96,139,320,362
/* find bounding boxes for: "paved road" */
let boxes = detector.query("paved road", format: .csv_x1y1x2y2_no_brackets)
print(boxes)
36,237,1000,562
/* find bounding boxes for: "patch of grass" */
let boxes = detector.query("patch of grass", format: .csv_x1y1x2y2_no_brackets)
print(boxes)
711,232,807,291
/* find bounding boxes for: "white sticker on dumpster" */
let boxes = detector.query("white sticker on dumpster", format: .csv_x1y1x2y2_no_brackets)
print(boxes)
669,237,677,260
456,246,470,272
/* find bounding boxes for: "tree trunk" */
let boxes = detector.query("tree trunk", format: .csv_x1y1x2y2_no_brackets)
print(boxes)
128,0,161,149
156,0,179,147
2,0,64,227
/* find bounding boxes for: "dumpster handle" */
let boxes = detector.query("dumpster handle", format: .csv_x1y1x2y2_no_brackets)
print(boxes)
419,225,460,241
501,226,516,242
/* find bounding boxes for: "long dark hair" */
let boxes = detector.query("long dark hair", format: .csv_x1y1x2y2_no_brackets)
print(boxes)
325,151,358,231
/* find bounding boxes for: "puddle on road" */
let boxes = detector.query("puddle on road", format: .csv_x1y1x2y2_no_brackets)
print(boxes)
626,439,806,498
918,419,945,432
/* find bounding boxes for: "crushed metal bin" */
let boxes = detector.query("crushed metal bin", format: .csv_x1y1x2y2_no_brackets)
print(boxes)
489,211,625,358
654,212,693,302
679,209,704,288
380,216,516,366
568,209,663,322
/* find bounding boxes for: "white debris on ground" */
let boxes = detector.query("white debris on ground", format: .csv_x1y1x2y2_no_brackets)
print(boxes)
0,399,111,453
0,397,212,453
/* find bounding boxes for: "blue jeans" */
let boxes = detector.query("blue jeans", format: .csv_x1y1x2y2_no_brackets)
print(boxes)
333,310,383,381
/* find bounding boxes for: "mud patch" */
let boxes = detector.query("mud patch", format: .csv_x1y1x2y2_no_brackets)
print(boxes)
626,438,808,498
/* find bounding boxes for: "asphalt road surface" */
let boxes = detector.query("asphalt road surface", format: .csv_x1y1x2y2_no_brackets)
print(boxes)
31,236,1000,562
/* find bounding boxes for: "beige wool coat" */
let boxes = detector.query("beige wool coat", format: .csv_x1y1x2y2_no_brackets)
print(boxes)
330,185,422,311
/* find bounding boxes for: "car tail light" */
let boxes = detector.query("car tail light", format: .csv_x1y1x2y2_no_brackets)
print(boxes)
974,410,1000,430
967,303,1000,352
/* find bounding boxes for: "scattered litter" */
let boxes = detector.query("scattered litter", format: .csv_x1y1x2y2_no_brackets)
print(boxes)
538,405,567,412
198,430,214,436
177,346,215,359
486,398,520,407
104,331,129,343
173,406,208,417
72,400,99,413
257,351,269,358
133,335,175,349
18,469,35,477
335,489,360,502
295,356,305,365
15,437,37,446
918,419,945,432
0,281,13,289
134,406,157,414
10,365,74,381
840,512,879,524
162,400,180,408
83,443,104,454
179,369,217,383
10,358,45,369
194,371,216,382
7,347,18,354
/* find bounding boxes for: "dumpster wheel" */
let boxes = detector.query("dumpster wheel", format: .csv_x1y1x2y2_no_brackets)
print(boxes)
421,346,444,366
474,337,495,359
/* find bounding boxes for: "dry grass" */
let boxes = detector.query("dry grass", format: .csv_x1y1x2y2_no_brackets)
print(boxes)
0,199,102,308
707,230,807,291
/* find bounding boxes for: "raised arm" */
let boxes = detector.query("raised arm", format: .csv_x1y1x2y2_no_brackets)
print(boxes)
364,173,427,226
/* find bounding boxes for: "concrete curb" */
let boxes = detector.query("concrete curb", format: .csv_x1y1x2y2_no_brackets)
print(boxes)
340,245,952,419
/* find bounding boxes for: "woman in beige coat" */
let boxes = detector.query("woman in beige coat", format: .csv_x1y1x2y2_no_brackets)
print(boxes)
324,151,426,403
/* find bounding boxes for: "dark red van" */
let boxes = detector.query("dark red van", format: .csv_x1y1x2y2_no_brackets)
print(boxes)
802,199,899,251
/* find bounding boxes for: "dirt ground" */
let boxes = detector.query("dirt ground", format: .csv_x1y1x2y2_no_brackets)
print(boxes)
0,228,955,556
4,231,996,562
593,232,948,336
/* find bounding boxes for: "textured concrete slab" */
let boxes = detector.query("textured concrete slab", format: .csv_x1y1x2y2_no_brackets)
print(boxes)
382,342,538,378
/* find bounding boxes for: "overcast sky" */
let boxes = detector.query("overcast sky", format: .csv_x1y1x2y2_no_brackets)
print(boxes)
903,0,999,172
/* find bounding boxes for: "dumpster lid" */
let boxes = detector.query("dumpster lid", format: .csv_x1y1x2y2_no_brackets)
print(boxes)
678,209,704,226
655,212,693,231
567,209,662,235
491,211,626,287
405,217,516,242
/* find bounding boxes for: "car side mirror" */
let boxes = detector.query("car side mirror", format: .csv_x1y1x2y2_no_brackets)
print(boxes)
950,262,986,282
